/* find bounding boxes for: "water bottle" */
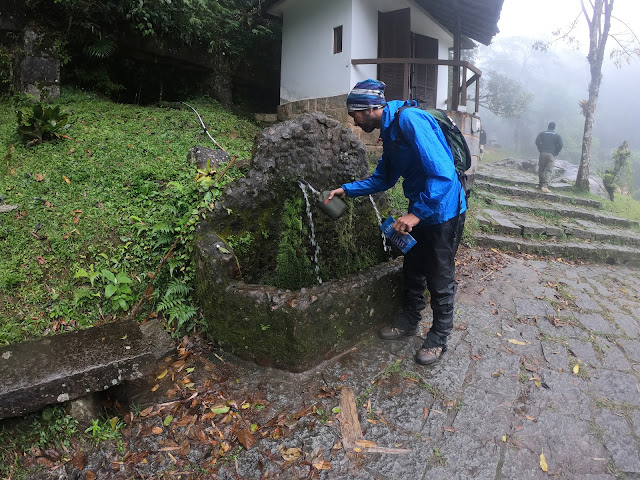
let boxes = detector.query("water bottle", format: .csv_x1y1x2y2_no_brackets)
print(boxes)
318,190,347,220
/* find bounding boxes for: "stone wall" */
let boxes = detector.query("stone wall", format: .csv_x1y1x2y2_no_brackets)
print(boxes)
17,29,60,100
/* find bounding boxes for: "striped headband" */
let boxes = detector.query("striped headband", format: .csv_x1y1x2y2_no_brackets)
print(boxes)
347,79,386,111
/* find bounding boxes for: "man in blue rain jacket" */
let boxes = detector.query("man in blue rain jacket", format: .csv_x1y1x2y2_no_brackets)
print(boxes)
327,79,466,365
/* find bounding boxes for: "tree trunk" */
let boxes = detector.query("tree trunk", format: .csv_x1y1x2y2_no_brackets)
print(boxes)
576,66,602,190
576,0,613,192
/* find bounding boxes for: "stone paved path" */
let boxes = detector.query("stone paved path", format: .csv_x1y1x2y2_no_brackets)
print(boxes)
204,246,640,480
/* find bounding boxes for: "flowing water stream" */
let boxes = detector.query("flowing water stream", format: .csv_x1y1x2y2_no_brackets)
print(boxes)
298,180,323,284
369,195,392,257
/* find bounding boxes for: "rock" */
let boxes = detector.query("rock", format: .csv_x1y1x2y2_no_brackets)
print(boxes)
187,145,231,171
69,394,103,429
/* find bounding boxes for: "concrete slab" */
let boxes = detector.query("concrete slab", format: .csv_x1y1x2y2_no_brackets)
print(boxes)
0,320,156,419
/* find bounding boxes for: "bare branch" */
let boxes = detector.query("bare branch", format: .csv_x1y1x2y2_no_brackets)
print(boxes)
581,0,593,27
610,14,640,45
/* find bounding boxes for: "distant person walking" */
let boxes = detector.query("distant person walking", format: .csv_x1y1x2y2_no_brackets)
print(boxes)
535,122,563,193
479,128,487,160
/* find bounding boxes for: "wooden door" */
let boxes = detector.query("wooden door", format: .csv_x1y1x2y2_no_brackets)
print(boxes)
378,8,411,101
412,33,438,108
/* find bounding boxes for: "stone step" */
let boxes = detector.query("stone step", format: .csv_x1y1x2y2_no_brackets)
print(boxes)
472,233,640,267
479,208,640,247
475,172,574,192
0,319,169,419
479,209,563,237
474,180,602,209
477,192,639,229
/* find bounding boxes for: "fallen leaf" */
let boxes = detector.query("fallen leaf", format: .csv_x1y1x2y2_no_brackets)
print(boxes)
443,427,456,433
313,460,332,470
211,405,230,415
502,435,507,442
540,449,548,472
151,384,159,392
423,407,429,419
63,175,71,183
152,427,163,435
85,472,97,480
34,173,45,181
71,451,87,470
157,369,168,379
279,446,301,461
140,406,153,417
236,429,255,449
573,364,580,375
35,256,46,265
508,339,529,345
163,415,173,426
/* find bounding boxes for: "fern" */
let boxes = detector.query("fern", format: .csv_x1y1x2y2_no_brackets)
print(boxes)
84,38,117,58
164,278,192,297
157,278,197,334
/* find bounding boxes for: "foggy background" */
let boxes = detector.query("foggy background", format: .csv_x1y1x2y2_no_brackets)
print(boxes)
476,0,640,195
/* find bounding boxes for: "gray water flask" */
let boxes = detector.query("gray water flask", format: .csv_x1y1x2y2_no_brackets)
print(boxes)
318,191,347,220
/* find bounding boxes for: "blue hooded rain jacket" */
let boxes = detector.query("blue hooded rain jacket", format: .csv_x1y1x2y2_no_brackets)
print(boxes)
341,100,466,226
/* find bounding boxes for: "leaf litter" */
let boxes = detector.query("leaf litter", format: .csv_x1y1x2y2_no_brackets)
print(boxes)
19,335,339,479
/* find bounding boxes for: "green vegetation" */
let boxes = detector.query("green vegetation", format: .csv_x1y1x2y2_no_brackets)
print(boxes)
4,1,280,103
0,88,259,345
0,406,78,475
271,196,315,289
16,101,70,147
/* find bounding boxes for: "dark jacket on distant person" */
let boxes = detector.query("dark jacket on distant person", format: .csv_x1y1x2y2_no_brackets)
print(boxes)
535,129,563,156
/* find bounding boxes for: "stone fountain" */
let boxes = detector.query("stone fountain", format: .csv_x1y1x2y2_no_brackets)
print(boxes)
193,113,403,372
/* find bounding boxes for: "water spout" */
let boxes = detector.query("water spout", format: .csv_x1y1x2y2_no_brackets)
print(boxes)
298,180,323,284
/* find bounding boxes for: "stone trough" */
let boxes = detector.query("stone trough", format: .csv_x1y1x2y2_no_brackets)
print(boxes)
194,113,404,372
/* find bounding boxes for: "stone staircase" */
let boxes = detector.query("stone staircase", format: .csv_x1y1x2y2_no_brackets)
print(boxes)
471,159,640,267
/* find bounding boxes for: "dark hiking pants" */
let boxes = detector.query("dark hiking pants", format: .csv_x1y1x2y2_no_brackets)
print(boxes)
400,212,466,348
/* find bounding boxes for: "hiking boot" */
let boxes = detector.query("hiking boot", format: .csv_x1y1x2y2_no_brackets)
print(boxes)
540,187,551,193
378,324,418,340
415,345,447,365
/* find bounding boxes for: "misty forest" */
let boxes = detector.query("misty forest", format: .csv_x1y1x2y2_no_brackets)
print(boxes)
475,32,640,199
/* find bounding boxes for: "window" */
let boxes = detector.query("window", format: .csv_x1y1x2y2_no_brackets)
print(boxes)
333,26,343,54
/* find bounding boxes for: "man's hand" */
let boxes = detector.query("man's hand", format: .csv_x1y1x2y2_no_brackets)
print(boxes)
326,188,346,203
393,213,420,233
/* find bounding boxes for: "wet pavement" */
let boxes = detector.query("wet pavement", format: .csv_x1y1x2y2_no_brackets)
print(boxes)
24,157,640,479
204,246,640,480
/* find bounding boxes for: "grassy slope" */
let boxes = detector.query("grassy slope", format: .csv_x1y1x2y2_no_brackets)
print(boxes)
0,89,259,345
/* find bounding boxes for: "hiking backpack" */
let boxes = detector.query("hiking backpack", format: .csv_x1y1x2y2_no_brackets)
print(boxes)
393,105,473,199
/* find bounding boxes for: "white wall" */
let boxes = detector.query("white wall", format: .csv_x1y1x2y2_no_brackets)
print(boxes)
279,0,353,103
277,0,454,107
349,0,379,86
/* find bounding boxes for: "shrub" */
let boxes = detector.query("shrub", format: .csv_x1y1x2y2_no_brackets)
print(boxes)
16,103,70,147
